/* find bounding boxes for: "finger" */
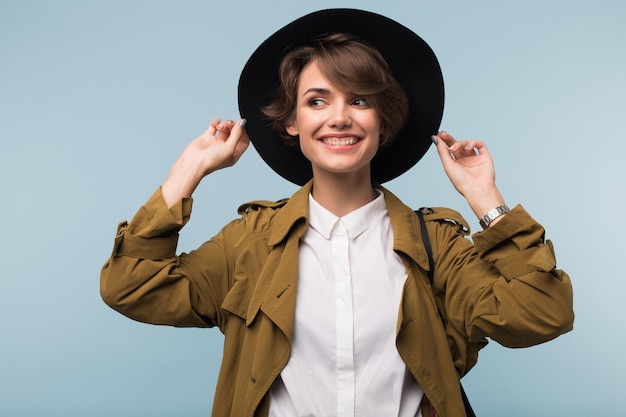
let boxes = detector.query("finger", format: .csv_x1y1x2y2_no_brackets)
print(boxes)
439,134,486,159
432,131,463,159
431,133,456,167
466,140,490,157
207,117,236,140
437,131,457,147
224,118,251,157
455,139,489,158
215,121,232,138
218,119,237,143
234,123,251,159
447,138,469,154
461,140,480,156
448,140,470,160
204,117,222,137
218,119,236,133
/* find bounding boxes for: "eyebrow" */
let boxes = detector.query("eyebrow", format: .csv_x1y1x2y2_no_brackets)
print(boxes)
301,87,330,97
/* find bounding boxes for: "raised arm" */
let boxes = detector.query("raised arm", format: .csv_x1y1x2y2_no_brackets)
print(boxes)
427,131,573,372
101,118,249,328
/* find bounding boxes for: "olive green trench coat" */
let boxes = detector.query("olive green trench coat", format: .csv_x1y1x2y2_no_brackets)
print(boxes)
101,180,574,417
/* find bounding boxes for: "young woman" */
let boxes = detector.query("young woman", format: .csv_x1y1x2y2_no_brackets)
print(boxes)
101,9,574,417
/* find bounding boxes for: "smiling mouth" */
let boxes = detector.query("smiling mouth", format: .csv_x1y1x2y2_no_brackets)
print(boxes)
319,136,360,146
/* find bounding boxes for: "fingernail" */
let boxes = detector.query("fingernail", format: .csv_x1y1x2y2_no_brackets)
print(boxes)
238,118,247,128
431,135,439,145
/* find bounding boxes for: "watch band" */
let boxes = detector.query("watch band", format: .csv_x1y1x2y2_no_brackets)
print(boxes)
479,205,510,230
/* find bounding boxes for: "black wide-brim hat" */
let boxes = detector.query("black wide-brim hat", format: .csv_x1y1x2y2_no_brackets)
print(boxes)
238,8,444,186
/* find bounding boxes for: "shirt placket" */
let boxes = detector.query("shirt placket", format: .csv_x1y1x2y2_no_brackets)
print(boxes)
332,220,355,417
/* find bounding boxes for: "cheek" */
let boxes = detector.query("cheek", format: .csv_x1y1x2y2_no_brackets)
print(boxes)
295,111,324,135
365,115,383,137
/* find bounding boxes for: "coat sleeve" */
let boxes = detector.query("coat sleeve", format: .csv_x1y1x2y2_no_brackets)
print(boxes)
428,205,574,353
100,188,234,329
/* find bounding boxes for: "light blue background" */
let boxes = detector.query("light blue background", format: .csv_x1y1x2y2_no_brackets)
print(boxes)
2,0,624,415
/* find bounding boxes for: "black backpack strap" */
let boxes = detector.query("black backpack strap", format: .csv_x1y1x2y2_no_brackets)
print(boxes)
415,208,435,284
415,208,477,417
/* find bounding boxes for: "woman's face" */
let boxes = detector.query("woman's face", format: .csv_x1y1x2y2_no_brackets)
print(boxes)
285,60,382,182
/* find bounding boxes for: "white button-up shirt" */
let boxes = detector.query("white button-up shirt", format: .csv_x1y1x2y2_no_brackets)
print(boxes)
269,191,424,417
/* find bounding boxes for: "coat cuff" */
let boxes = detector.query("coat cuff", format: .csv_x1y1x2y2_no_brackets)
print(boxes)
472,205,558,279
126,187,193,237
110,187,193,259
111,222,178,259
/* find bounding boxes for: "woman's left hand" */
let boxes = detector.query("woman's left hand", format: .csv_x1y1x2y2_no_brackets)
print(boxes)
432,131,506,222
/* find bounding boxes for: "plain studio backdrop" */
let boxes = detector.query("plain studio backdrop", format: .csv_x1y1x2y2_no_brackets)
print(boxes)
1,0,624,415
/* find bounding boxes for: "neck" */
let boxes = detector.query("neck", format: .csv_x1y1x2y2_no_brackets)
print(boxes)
310,171,377,217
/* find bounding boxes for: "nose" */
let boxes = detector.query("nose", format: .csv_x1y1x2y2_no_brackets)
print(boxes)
328,103,352,129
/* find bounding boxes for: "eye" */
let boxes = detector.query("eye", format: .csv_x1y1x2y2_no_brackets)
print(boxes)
307,98,325,107
351,98,370,107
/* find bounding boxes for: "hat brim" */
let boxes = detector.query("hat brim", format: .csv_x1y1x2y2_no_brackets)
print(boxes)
238,8,444,186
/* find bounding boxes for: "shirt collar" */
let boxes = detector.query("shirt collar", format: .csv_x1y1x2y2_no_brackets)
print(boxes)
267,179,430,272
308,188,386,240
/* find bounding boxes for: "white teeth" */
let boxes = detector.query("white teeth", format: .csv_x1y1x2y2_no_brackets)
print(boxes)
321,136,358,146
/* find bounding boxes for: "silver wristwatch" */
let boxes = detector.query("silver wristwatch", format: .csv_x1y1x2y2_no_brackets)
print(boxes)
479,205,510,230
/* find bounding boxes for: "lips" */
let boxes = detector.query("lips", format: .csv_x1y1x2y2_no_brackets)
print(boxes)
319,136,360,146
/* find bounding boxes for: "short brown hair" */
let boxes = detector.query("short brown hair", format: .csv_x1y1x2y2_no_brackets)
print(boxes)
262,33,409,149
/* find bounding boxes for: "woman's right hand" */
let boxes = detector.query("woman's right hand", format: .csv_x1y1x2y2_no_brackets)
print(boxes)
161,118,250,208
